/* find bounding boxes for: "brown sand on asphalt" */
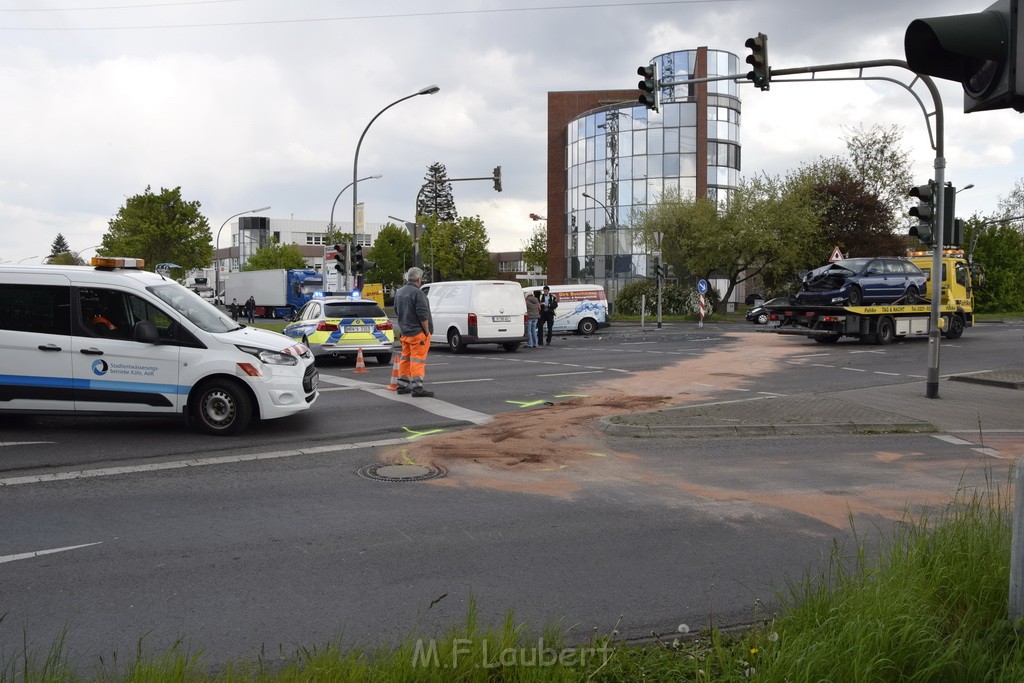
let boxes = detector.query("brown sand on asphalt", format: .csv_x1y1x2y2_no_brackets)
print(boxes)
379,331,1013,528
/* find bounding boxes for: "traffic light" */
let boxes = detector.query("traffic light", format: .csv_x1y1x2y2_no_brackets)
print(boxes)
637,63,660,112
332,243,346,274
493,166,502,192
905,0,1024,113
942,185,958,246
908,181,937,244
745,32,770,90
352,244,364,273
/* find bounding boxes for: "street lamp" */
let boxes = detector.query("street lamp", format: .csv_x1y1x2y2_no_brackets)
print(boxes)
214,205,271,305
653,230,664,329
957,183,975,194
18,255,38,264
351,84,440,288
329,174,382,230
529,213,546,221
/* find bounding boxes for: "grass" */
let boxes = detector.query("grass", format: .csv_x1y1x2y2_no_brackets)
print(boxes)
4,482,1023,681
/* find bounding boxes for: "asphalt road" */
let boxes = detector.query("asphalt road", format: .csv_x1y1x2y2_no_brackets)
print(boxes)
1,320,1022,670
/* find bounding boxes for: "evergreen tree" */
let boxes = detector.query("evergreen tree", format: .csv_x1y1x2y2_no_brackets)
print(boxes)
417,162,458,222
48,233,72,259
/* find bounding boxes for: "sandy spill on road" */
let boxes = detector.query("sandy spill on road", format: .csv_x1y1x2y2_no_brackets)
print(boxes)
379,332,1012,528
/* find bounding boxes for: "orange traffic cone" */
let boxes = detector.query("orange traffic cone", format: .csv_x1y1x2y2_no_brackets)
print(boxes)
385,352,401,391
354,347,368,374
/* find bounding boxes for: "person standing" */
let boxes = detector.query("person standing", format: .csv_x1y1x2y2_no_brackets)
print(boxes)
524,289,541,348
230,297,240,321
245,295,256,323
393,267,434,398
538,286,558,346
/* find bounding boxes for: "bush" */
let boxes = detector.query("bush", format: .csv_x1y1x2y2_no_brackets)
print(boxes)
615,279,720,316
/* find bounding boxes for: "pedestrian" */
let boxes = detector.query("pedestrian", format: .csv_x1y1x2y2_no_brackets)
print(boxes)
245,295,256,323
525,289,541,347
538,285,558,346
393,266,434,398
230,297,239,321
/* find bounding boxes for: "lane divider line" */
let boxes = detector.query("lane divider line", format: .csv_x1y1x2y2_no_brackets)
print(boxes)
0,542,103,565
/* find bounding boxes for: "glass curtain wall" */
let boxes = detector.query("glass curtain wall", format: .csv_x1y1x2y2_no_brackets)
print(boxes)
564,48,742,306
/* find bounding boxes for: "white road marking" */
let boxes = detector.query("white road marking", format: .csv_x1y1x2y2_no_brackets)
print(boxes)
841,367,867,372
537,371,604,377
811,363,835,368
933,435,972,446
0,542,102,564
619,341,658,345
791,353,832,359
757,391,787,396
873,371,900,376
0,437,412,487
317,374,492,425
0,442,54,447
973,447,1003,459
432,378,494,385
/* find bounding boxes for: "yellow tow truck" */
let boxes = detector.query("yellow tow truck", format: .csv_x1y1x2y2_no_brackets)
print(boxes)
766,250,984,345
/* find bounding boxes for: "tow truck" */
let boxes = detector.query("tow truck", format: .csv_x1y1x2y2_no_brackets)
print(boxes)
765,250,984,345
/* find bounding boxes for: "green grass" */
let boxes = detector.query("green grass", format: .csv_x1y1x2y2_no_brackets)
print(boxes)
5,482,1023,681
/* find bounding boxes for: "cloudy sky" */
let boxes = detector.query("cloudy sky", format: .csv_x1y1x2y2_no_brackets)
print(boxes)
2,0,1022,265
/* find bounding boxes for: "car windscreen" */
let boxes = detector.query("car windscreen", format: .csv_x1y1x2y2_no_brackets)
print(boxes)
831,258,870,274
149,281,240,333
324,302,385,318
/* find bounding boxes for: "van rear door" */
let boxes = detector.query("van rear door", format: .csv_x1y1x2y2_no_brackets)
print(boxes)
471,284,526,340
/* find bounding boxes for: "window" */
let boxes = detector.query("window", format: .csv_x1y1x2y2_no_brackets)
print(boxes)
0,284,71,335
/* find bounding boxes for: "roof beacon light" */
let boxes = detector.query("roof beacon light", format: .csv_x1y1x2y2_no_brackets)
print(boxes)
92,256,145,269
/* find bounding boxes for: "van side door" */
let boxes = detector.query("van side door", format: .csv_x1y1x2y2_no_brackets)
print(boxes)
0,275,75,411
70,286,183,415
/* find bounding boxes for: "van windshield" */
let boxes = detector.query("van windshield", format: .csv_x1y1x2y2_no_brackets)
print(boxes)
149,282,240,333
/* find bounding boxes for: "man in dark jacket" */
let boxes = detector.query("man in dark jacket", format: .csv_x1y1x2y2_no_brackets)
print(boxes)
393,267,434,397
538,286,558,346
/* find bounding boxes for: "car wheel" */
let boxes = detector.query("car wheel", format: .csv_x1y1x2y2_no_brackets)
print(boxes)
756,313,769,325
944,314,965,340
192,378,253,436
905,286,920,304
376,353,393,365
876,316,895,345
848,285,863,306
448,329,467,354
577,318,598,335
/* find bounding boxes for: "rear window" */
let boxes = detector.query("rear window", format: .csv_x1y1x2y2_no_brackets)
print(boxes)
0,283,71,335
473,286,525,312
324,302,385,318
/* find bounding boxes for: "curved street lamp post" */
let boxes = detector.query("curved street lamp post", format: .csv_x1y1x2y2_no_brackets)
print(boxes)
214,206,271,305
351,84,439,289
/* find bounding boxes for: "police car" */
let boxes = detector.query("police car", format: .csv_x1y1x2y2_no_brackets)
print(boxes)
0,257,318,435
283,293,395,364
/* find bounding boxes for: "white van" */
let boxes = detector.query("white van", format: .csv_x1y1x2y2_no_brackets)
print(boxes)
420,280,527,353
525,284,610,335
0,257,319,435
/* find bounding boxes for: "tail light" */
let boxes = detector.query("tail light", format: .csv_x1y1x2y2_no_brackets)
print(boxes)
468,313,478,326
376,320,393,331
316,321,339,332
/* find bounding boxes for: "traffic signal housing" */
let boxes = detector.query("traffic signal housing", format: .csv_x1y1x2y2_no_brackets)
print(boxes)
908,181,937,244
493,166,502,192
905,0,1024,113
332,243,346,274
353,244,364,273
637,63,660,112
745,32,770,90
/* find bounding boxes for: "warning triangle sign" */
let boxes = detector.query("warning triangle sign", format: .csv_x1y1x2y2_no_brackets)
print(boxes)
829,247,844,262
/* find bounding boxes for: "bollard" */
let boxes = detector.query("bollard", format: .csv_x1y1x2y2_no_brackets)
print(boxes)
1010,458,1024,622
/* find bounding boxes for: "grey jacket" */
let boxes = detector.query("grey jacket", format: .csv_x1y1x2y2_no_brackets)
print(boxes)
394,283,433,338
525,293,540,320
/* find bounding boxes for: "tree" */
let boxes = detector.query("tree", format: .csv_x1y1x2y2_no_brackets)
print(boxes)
368,223,414,290
843,123,913,225
47,251,85,266
48,233,72,260
416,162,458,223
420,215,496,281
243,239,308,271
964,216,1024,312
638,179,821,310
102,186,213,272
521,224,547,273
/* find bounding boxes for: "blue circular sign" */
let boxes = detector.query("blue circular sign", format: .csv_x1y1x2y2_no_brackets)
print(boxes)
697,279,708,294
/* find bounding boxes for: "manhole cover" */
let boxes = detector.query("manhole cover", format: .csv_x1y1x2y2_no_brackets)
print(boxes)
357,463,447,482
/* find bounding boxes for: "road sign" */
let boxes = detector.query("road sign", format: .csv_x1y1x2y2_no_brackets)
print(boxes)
697,279,708,294
829,247,844,262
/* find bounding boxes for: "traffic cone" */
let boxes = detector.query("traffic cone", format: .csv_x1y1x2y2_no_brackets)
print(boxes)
354,347,368,374
385,352,401,391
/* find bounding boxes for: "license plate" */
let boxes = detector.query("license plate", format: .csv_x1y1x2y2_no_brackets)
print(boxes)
493,316,511,322
344,325,372,333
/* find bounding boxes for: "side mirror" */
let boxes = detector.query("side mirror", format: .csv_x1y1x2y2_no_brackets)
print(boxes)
134,320,160,343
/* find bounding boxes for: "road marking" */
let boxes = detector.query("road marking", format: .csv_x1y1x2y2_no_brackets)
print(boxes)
849,350,886,355
620,341,657,345
0,542,102,564
791,353,832,359
537,371,604,377
431,378,494,385
841,367,867,372
0,437,413,487
315,374,493,425
0,442,54,447
811,363,835,368
873,371,900,376
933,435,972,446
973,447,1003,459
757,391,787,396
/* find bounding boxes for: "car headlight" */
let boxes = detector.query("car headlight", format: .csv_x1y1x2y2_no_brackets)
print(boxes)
236,345,299,366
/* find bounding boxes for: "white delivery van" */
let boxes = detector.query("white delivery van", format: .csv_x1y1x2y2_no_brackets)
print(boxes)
420,280,527,353
0,257,319,435
524,284,610,335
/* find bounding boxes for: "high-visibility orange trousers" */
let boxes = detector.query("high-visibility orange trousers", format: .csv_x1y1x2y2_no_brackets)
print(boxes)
399,332,430,388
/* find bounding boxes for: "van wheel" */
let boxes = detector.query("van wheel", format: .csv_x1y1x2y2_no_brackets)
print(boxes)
192,378,253,436
577,318,598,335
501,342,520,352
448,329,467,354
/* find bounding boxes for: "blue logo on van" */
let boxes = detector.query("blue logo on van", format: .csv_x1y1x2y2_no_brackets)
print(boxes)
92,359,109,376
